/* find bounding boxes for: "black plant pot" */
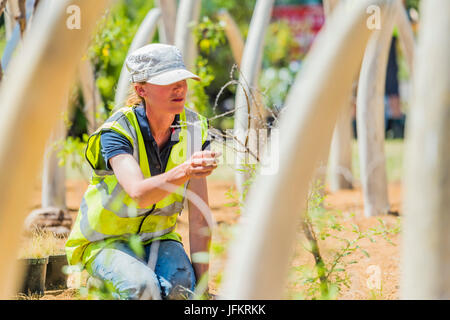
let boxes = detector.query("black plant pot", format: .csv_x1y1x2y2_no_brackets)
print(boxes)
19,257,48,296
45,254,68,290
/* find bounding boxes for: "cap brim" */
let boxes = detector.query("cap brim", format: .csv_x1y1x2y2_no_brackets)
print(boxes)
146,69,201,85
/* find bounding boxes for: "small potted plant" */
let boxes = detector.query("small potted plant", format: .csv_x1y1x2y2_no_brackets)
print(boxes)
18,230,53,296
18,229,68,296
45,235,68,291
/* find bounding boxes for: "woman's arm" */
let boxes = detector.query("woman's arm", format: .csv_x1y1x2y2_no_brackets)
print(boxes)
109,151,219,208
187,176,212,289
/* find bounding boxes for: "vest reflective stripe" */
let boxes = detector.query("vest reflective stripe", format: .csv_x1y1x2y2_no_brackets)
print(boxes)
97,180,185,218
96,181,183,218
104,108,128,124
79,197,178,243
97,180,151,218
79,197,107,242
93,169,114,177
139,225,177,242
152,201,184,216
108,112,140,163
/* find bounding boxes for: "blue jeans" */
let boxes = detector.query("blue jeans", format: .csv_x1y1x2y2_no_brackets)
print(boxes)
86,240,196,300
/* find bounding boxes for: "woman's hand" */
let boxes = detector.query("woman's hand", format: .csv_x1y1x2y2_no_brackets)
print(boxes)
183,151,221,179
108,151,221,208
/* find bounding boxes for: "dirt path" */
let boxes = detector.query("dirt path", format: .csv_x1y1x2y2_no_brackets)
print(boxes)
29,179,402,300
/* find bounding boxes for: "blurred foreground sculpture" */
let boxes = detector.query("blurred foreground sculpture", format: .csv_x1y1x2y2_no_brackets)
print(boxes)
356,1,397,217
401,0,450,299
0,0,112,299
220,0,389,299
234,0,274,196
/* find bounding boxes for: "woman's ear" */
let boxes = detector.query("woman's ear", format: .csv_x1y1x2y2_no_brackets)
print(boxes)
134,83,146,98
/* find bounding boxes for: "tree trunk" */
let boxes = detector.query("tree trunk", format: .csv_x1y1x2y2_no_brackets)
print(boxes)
234,0,274,196
220,0,388,299
0,0,112,299
356,2,396,217
401,0,450,300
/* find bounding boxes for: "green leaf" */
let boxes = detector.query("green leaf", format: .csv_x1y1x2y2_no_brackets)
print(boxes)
361,249,370,258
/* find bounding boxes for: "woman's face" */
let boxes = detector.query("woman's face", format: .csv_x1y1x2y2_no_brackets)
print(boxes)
135,80,188,114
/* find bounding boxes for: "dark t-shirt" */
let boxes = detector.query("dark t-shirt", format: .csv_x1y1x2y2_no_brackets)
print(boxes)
100,106,210,176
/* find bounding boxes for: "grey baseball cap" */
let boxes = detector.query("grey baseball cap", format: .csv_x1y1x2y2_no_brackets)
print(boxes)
126,43,200,85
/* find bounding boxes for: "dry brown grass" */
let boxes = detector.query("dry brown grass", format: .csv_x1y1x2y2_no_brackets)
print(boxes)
18,229,66,259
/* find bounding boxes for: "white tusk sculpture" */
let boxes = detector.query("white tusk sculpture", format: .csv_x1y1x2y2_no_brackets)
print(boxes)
1,0,36,69
41,113,67,211
156,0,177,45
79,58,103,134
322,0,338,15
217,9,244,68
4,0,19,40
217,8,269,159
174,0,201,71
325,0,354,191
401,0,450,300
0,0,112,299
113,8,161,110
220,0,388,299
234,0,274,196
356,1,397,217
394,0,415,74
328,94,354,191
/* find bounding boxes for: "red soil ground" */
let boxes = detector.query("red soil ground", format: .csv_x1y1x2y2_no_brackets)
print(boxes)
28,178,402,300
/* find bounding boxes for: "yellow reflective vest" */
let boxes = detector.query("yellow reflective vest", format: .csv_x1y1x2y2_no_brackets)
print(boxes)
65,105,209,266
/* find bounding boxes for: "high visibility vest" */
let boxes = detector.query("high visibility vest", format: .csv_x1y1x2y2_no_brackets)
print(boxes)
65,105,208,266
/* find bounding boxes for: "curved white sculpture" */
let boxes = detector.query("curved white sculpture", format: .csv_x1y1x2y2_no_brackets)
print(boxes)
323,0,338,15
0,0,112,299
217,10,244,68
324,0,354,191
156,0,177,45
401,0,450,299
234,0,275,196
79,58,103,134
329,95,354,191
394,0,415,73
174,0,201,70
220,0,389,299
1,0,36,69
356,2,397,217
114,8,161,110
